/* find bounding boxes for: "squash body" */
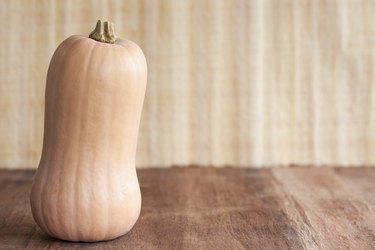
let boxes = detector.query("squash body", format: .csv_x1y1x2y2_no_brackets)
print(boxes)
30,35,147,242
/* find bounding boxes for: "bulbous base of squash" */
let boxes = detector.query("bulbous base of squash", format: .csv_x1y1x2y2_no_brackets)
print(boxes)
30,166,142,242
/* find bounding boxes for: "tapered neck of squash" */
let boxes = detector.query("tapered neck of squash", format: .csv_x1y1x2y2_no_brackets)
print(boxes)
89,20,117,44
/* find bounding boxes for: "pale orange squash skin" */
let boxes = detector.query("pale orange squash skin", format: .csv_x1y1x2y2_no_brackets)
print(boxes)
30,35,147,242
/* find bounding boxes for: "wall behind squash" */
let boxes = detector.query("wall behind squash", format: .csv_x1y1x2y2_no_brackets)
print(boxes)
0,0,374,168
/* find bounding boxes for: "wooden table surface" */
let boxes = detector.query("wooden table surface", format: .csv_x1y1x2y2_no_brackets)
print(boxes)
0,167,374,249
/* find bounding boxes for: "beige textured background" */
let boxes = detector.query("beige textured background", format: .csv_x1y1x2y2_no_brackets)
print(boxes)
0,0,374,169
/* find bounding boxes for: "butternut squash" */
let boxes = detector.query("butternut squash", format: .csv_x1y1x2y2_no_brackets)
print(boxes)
30,20,147,242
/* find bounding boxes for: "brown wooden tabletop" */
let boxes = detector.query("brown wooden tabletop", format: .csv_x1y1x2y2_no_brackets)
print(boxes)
0,167,374,249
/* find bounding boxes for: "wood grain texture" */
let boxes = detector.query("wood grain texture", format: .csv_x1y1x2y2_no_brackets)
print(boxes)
1,0,375,168
0,167,375,249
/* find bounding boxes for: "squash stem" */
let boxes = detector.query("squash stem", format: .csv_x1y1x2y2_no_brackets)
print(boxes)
89,20,117,44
